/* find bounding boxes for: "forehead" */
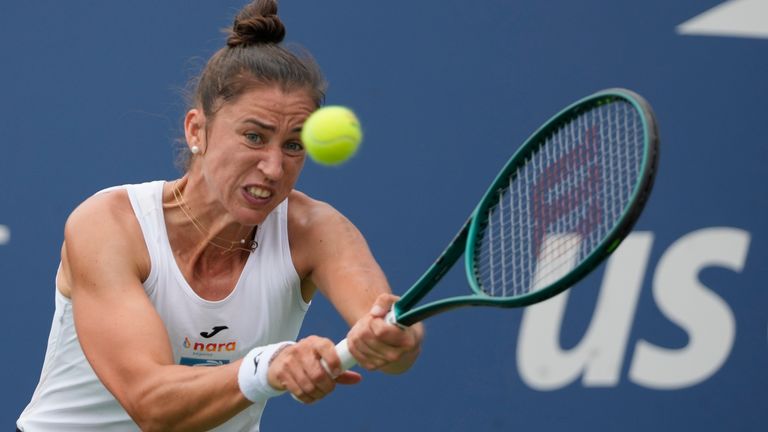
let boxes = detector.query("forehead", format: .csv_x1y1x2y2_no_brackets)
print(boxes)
217,85,316,121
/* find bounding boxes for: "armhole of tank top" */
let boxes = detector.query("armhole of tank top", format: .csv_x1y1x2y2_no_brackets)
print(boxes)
280,199,310,311
125,183,160,295
27,276,74,407
53,262,70,304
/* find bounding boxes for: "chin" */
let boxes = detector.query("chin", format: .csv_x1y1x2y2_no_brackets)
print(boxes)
232,205,273,226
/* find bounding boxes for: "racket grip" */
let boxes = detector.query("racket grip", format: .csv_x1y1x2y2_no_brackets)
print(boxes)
334,338,358,372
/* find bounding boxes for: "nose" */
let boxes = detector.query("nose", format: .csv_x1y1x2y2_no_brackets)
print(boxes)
256,144,284,181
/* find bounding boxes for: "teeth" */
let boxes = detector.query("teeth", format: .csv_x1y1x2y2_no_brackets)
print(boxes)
247,186,272,198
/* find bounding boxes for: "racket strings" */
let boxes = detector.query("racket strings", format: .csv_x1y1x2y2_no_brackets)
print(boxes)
474,100,644,298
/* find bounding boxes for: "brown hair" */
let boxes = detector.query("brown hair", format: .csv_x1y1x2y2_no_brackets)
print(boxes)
179,0,326,169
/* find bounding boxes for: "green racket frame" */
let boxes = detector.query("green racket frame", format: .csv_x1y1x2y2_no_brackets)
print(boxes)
392,88,659,326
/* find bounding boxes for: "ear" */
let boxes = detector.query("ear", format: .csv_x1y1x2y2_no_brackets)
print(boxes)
184,108,207,154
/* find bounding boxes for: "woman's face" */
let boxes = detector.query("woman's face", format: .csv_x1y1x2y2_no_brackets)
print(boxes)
186,85,315,225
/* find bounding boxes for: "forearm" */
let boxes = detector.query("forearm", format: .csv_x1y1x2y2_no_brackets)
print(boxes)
122,361,250,432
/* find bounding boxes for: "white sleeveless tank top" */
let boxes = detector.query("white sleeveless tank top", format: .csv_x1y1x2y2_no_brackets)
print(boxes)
17,181,309,431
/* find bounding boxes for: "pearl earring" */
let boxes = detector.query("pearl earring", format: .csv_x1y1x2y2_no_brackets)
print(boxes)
191,145,200,155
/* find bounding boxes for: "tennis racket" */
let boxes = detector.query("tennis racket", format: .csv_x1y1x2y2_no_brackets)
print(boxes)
335,88,659,371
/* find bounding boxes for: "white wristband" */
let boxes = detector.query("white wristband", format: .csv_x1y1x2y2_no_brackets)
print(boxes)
238,342,295,403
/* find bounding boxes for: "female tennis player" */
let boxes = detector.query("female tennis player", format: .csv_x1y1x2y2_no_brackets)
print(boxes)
16,1,423,431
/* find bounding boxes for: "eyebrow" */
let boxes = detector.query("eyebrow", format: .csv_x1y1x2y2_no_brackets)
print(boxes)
244,118,302,133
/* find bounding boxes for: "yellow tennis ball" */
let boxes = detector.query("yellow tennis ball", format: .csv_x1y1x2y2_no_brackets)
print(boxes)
301,106,362,166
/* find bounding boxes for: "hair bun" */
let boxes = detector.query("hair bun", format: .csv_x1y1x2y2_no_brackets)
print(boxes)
227,0,286,47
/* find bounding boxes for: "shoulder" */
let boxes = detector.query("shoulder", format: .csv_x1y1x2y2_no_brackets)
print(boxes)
64,187,149,279
287,189,347,229
287,190,361,244
66,188,137,237
287,189,364,276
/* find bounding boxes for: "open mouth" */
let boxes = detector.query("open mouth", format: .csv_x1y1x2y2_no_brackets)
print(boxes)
245,186,273,199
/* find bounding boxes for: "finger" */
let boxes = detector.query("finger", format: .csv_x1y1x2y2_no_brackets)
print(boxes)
280,339,334,404
319,358,334,377
295,368,334,402
369,293,398,318
274,357,315,404
292,368,329,404
292,372,361,404
298,344,337,399
370,316,415,344
348,338,392,370
334,371,363,385
347,325,400,369
282,374,312,404
355,323,421,369
315,339,342,378
269,347,306,398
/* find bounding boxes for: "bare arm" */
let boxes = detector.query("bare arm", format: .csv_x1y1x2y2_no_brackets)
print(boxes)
289,192,423,376
66,191,250,431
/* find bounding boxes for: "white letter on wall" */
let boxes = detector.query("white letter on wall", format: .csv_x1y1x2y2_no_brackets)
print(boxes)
629,227,750,389
518,232,654,390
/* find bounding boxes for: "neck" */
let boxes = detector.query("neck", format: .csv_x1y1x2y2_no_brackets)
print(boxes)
166,177,258,255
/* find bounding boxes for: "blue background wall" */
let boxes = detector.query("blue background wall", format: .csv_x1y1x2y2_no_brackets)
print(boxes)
1,1,765,430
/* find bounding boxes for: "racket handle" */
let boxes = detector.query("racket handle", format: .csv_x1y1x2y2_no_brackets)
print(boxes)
334,338,357,372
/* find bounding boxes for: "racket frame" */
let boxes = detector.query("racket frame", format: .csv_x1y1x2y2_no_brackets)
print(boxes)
394,88,659,326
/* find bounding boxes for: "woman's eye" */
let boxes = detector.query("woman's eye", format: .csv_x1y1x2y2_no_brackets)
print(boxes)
285,141,304,154
245,133,263,145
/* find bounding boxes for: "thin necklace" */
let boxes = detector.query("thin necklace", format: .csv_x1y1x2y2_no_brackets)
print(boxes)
172,181,258,253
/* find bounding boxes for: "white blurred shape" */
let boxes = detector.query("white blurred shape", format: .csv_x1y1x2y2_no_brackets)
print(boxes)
677,0,768,39
0,225,9,245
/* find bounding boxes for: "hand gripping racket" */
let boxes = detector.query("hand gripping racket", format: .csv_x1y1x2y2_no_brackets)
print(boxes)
334,88,659,371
